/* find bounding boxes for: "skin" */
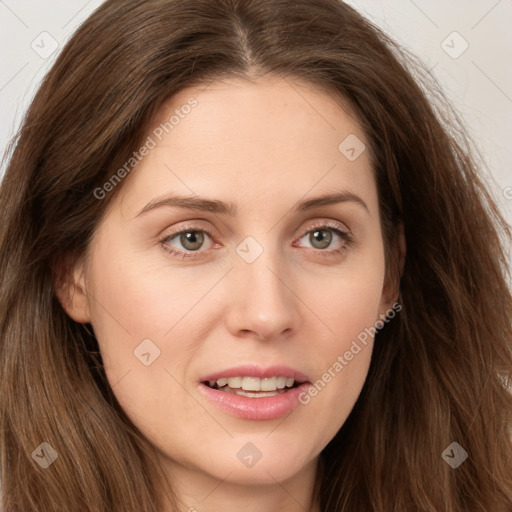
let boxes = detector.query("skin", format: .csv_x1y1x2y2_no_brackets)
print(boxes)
58,76,403,512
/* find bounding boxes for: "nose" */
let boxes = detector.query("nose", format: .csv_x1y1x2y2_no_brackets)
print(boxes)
224,249,300,341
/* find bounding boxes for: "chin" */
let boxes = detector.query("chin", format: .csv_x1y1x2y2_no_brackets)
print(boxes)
199,437,318,485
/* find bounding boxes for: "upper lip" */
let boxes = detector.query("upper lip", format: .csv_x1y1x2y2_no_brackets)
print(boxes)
200,365,310,383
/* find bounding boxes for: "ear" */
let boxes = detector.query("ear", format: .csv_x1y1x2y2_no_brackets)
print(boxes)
379,222,406,315
53,255,92,324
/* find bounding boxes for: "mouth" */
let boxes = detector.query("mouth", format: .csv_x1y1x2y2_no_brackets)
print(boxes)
202,376,303,398
198,365,311,420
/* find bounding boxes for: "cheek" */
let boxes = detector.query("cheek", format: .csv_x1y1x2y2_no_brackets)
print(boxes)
292,273,383,440
299,245,386,350
84,249,230,418
290,244,386,431
86,250,225,361
84,253,218,448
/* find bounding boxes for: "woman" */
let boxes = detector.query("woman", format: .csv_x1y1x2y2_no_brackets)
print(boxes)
1,0,511,510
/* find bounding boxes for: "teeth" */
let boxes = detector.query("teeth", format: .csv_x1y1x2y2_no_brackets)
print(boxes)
260,377,277,391
242,376,261,391
227,377,242,389
213,376,296,392
276,377,287,389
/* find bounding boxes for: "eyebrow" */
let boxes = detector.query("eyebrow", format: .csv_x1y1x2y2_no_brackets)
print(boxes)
135,191,370,218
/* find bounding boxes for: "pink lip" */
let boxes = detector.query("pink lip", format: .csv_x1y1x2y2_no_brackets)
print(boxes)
198,365,311,421
200,364,310,383
198,382,311,420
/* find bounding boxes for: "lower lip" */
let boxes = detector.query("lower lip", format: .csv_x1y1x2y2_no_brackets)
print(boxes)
198,382,311,420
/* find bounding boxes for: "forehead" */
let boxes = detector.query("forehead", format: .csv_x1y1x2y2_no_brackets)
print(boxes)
154,75,364,153
117,76,377,216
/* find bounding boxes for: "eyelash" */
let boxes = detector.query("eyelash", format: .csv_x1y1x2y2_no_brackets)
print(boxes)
158,221,354,259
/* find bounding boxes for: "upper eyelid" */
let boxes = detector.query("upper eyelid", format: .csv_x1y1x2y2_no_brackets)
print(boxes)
301,219,350,232
161,221,215,238
163,220,349,238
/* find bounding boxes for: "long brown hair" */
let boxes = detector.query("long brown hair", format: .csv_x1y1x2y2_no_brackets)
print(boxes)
1,0,511,510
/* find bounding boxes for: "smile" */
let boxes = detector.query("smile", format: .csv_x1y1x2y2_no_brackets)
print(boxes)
199,366,311,420
205,376,300,397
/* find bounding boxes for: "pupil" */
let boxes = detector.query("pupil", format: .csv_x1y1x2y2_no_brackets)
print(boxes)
181,231,204,250
310,230,332,249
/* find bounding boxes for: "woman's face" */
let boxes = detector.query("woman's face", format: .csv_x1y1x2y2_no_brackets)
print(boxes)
66,76,396,490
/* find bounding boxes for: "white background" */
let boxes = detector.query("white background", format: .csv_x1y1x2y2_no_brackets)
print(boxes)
1,0,511,227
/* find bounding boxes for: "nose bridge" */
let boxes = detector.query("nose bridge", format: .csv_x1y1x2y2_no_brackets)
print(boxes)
225,235,299,340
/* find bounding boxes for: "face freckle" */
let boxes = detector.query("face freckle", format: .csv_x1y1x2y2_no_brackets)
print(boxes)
80,75,394,492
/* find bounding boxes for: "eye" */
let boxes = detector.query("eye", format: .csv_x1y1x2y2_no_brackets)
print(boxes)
159,221,353,259
295,222,353,254
306,229,334,249
174,231,208,251
159,226,215,257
